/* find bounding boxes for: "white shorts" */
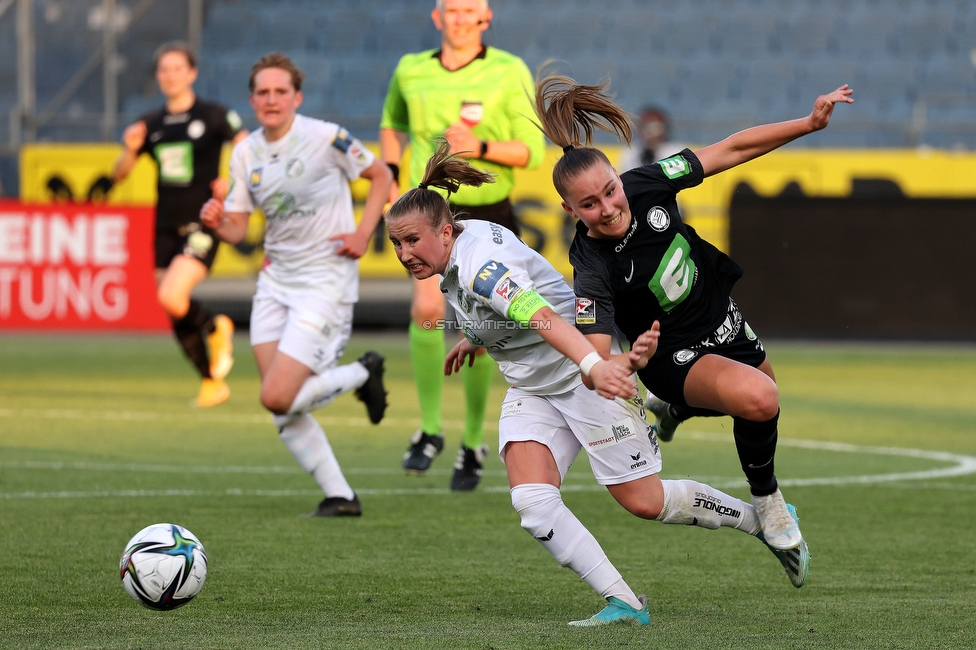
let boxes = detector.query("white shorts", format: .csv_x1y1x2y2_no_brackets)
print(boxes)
249,277,354,375
498,382,663,486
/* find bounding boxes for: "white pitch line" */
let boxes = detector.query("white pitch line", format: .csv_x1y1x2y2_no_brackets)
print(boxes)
0,407,493,432
3,430,976,500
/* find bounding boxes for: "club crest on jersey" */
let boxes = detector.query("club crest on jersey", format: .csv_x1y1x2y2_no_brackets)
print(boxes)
472,260,509,298
673,349,697,365
658,155,690,179
285,158,304,178
575,297,596,325
249,168,262,188
647,206,670,231
187,119,206,139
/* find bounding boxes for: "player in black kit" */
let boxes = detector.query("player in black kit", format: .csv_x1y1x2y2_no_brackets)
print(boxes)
534,73,852,561
112,42,247,406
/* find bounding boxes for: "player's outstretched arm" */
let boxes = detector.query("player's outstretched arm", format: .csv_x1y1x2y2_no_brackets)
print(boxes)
333,158,394,259
696,85,854,177
529,306,637,400
200,199,249,244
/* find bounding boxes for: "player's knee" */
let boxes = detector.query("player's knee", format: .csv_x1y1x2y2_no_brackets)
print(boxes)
259,385,293,415
156,286,185,318
511,483,561,539
740,384,779,422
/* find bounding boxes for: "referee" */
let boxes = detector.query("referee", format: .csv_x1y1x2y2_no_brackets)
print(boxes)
380,0,545,491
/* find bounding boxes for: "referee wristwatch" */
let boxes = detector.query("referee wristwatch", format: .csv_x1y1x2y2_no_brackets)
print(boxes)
479,140,489,158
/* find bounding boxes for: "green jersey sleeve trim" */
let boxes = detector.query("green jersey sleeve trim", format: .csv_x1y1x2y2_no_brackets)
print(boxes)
507,289,552,325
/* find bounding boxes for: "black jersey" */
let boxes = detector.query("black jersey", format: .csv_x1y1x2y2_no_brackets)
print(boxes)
570,149,744,351
137,99,242,229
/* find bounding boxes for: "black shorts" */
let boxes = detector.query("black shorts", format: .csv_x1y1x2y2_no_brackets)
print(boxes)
637,299,767,409
450,198,520,237
154,222,220,270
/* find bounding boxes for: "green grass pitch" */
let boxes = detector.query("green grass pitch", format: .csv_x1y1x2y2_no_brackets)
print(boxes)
2,333,975,649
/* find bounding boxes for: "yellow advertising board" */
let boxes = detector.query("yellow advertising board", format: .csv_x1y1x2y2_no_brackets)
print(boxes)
21,143,976,279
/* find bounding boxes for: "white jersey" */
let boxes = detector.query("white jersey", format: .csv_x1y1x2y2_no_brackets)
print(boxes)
225,114,375,301
441,220,580,395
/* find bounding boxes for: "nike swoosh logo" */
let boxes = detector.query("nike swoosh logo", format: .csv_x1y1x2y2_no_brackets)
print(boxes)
624,261,634,283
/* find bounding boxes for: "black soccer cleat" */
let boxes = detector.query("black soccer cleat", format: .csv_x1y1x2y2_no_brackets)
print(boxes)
450,443,489,492
355,351,388,424
403,430,444,474
311,494,363,517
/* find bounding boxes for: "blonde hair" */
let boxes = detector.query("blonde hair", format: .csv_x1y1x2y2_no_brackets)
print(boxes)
386,139,494,235
534,73,633,198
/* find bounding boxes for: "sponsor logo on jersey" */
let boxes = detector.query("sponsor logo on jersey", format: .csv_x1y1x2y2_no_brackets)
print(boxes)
575,297,595,324
647,206,670,231
460,323,485,347
649,234,695,312
613,216,639,253
500,399,523,417
658,154,690,179
456,288,474,314
460,101,484,127
187,119,206,139
585,419,637,449
495,276,521,301
472,260,509,298
263,192,310,222
285,158,305,178
744,321,757,341
163,112,190,125
489,223,504,244
249,168,262,188
673,349,697,365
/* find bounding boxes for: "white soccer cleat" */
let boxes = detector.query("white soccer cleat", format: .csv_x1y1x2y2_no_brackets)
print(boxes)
208,314,235,380
752,489,803,551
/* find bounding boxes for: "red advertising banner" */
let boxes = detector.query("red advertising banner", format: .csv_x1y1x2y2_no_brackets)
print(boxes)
0,202,169,331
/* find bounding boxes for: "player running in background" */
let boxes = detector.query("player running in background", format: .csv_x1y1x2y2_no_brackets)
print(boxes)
200,52,393,517
534,73,852,554
112,42,247,407
380,0,545,490
384,141,809,627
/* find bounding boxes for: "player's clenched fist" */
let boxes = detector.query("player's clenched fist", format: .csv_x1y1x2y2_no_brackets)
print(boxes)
200,198,224,229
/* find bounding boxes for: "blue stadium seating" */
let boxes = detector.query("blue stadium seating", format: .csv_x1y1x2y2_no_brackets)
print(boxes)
3,0,975,148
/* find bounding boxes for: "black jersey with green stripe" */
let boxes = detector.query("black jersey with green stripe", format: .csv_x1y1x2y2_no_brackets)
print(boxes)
569,149,743,350
138,99,242,229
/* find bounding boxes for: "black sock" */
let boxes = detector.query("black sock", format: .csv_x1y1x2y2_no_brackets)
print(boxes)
172,300,213,379
733,410,780,496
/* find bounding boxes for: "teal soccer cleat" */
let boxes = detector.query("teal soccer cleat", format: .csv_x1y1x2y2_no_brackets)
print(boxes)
758,503,810,588
568,594,650,627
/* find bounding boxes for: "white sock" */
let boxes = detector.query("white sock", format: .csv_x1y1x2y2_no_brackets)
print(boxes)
511,483,642,610
656,479,760,535
277,414,355,500
287,363,368,415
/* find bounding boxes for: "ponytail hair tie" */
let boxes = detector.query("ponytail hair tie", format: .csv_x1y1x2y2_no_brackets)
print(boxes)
562,144,575,153
418,183,429,189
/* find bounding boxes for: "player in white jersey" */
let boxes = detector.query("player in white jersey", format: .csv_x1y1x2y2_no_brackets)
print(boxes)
383,141,808,627
201,53,393,517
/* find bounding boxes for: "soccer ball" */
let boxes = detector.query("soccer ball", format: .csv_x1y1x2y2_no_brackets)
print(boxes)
119,523,208,610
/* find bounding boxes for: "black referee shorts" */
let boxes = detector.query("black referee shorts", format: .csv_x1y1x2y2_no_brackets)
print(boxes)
450,198,520,237
637,299,767,409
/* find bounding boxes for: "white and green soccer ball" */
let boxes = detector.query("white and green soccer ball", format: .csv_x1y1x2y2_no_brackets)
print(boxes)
119,523,208,610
